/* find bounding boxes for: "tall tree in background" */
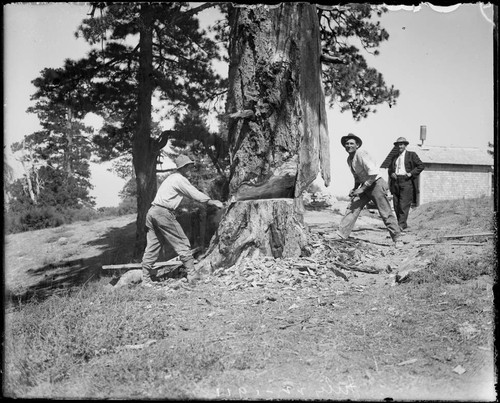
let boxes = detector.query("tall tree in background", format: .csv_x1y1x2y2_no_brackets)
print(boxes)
28,67,94,200
318,4,399,119
3,150,15,206
8,65,95,211
76,2,224,255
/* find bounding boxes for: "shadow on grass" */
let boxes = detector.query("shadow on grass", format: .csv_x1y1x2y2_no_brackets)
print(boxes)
6,208,223,305
7,222,137,304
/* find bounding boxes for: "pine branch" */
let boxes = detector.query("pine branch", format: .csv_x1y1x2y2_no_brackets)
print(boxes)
320,54,344,64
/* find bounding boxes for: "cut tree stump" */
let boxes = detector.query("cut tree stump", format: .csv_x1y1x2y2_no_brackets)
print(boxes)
198,199,308,271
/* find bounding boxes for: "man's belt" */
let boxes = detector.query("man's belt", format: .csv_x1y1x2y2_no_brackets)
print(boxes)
151,203,175,211
396,175,410,180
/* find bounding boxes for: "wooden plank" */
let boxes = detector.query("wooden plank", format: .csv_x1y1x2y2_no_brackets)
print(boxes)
438,232,494,239
102,247,201,270
418,242,486,247
102,260,182,270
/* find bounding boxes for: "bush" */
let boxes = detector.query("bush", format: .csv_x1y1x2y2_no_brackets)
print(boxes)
95,198,136,218
64,207,99,223
5,206,65,233
5,206,100,234
117,197,137,215
96,206,121,216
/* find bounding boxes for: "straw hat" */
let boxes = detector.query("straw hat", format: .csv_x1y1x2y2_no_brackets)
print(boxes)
174,155,194,169
340,133,363,148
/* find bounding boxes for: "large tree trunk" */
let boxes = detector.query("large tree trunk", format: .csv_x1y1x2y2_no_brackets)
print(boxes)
202,199,308,269
201,3,330,271
133,4,157,257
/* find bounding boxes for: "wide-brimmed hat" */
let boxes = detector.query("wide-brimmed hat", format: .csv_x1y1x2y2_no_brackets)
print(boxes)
393,137,409,145
175,155,194,169
340,133,362,148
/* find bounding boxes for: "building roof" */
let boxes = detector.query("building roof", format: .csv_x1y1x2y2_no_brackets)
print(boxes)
380,145,493,168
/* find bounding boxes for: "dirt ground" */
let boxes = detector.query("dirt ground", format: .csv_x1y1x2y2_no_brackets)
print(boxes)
184,200,496,401
4,198,497,400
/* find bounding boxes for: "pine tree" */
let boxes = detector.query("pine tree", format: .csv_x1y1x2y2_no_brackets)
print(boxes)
75,2,224,254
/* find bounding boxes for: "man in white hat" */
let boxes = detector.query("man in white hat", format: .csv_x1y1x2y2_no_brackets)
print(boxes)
141,154,223,287
388,137,424,231
334,133,401,247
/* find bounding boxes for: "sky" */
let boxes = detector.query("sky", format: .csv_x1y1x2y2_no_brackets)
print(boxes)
3,3,495,207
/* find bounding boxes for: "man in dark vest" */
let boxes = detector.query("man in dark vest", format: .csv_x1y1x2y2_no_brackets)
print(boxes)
388,137,425,231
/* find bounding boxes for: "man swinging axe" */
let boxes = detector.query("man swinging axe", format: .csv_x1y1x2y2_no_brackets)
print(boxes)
333,133,402,248
141,155,224,287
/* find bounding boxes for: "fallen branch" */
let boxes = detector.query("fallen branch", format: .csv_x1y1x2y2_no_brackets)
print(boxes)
326,265,349,281
333,261,379,274
347,237,392,247
293,262,317,270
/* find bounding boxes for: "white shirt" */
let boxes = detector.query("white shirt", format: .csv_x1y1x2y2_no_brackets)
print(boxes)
347,149,381,188
152,172,210,210
395,150,407,175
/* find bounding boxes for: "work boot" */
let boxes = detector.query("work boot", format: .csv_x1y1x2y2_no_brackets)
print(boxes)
181,257,202,285
178,266,188,279
142,267,158,288
142,276,154,288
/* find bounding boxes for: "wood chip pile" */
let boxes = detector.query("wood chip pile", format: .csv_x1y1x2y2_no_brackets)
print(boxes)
210,232,388,290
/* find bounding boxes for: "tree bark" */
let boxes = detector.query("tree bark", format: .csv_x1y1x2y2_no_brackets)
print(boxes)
133,4,158,257
200,199,308,271
201,3,330,271
18,141,39,204
65,107,74,175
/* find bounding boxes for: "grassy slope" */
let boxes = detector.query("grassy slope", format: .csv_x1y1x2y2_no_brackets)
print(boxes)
5,214,137,300
3,197,497,400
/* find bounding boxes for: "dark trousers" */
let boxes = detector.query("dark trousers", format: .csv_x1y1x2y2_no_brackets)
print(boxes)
339,178,401,241
141,206,194,280
392,177,413,229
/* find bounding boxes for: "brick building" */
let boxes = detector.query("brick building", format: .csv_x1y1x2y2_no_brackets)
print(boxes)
380,145,493,206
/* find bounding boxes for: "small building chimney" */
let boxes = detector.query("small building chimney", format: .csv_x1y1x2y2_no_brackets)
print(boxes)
420,125,427,146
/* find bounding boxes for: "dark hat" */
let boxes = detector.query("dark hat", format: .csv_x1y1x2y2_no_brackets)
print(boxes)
394,137,409,145
175,155,194,169
341,133,362,148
